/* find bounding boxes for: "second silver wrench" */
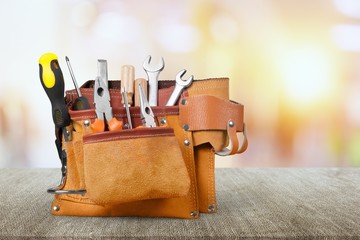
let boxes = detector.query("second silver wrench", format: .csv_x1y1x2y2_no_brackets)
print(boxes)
143,55,164,106
166,69,194,106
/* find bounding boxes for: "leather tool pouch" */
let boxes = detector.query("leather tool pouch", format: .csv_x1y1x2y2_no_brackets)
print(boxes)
49,78,247,219
83,128,190,205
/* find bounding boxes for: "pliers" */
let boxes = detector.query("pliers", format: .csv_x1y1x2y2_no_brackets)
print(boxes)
91,60,123,132
138,84,157,127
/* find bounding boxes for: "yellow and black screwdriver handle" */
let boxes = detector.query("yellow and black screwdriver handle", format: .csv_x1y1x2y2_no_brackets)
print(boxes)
39,53,71,142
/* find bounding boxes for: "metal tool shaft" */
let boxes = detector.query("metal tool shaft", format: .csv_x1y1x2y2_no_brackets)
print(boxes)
65,56,81,97
147,71,160,106
122,87,133,129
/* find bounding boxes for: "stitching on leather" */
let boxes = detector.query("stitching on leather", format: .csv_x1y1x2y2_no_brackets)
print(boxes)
182,129,191,212
59,195,95,204
71,116,95,120
207,147,211,207
184,130,197,213
84,133,173,144
190,86,227,91
71,112,179,121
208,147,215,207
190,133,197,213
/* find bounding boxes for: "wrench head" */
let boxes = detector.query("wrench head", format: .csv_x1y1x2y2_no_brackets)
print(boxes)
143,55,165,72
175,69,194,87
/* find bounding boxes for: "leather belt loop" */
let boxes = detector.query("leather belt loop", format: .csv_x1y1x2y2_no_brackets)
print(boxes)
215,120,248,156
238,124,248,154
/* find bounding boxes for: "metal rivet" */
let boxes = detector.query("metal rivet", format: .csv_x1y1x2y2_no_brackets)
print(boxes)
208,205,215,212
183,124,189,131
190,211,197,217
124,123,130,129
53,205,60,212
229,121,235,128
181,99,187,105
84,120,90,127
160,118,167,125
184,139,190,146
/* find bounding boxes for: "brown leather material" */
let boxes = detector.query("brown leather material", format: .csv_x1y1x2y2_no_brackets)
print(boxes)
227,120,239,155
158,85,175,106
192,131,227,152
176,78,231,214
239,132,248,154
83,128,190,205
194,143,216,214
62,130,86,191
83,127,174,144
52,193,196,218
179,95,244,132
227,120,248,155
51,77,245,218
69,107,179,121
67,78,228,110
215,121,248,156
178,95,244,152
52,114,199,219
187,78,229,99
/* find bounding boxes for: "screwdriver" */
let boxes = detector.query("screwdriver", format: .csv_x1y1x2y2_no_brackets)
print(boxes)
39,53,70,141
65,56,90,110
122,87,133,129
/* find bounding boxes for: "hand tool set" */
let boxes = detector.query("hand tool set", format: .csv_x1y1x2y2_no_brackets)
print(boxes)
39,52,247,219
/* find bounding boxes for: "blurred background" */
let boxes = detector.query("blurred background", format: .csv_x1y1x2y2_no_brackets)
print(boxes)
0,0,360,168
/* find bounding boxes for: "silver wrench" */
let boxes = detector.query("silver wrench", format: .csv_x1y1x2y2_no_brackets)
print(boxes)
143,55,165,106
166,69,194,106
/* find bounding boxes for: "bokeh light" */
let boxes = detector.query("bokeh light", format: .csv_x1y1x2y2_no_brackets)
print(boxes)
0,0,360,168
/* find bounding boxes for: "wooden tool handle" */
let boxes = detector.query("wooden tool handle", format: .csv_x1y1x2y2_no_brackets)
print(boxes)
135,78,148,107
121,65,135,106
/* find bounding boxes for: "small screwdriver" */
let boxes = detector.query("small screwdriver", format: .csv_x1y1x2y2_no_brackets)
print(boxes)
122,87,133,129
39,53,70,141
65,56,90,110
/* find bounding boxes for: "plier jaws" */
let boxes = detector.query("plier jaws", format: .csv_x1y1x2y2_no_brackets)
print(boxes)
138,84,157,127
91,60,123,132
94,76,113,121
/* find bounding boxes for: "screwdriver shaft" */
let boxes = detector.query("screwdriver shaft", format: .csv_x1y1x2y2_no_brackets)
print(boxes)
122,87,133,129
65,56,82,97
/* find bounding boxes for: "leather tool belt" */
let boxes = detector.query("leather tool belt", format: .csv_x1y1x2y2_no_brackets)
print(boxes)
49,77,247,219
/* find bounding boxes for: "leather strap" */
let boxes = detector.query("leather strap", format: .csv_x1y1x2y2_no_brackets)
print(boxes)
179,95,244,132
215,120,248,156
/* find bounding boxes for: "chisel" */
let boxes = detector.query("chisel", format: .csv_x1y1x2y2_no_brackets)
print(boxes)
39,53,70,141
65,56,90,110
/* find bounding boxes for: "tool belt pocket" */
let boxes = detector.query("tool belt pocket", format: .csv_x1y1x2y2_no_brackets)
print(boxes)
82,127,191,206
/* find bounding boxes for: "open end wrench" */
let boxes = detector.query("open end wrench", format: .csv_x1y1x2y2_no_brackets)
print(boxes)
143,55,165,106
166,69,194,106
